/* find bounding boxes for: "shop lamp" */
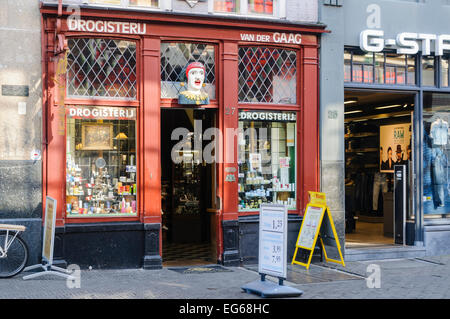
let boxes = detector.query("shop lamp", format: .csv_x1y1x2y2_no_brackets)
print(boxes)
114,132,128,140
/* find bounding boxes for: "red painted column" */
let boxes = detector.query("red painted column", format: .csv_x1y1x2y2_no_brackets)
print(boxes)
221,41,239,222
141,36,162,225
301,42,320,213
141,36,163,269
220,41,240,266
45,29,66,228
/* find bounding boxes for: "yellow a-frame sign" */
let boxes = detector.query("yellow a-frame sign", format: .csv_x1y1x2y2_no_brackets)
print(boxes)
291,192,345,270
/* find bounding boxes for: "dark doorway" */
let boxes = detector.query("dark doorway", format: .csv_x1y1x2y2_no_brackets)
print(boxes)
161,108,216,265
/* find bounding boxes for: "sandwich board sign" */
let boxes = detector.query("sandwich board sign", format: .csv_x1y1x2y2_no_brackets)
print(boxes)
241,204,303,298
291,192,345,270
23,196,74,280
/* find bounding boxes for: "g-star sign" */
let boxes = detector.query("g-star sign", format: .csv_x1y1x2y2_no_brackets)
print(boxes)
360,29,450,56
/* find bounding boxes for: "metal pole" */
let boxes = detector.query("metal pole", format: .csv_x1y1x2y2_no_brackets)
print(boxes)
414,90,424,245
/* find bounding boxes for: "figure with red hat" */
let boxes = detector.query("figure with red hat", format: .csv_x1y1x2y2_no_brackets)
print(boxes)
178,61,210,105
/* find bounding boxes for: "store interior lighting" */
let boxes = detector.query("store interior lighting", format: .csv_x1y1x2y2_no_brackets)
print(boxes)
344,98,359,105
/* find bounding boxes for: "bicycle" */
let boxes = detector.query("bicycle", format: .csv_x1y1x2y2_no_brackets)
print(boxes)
0,224,28,278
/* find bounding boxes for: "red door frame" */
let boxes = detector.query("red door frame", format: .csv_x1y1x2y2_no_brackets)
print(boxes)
41,5,324,262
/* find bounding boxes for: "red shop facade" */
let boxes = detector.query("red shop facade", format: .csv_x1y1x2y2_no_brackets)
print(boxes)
41,4,325,269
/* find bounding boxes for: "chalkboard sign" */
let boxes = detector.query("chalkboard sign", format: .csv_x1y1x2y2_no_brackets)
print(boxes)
292,192,345,270
258,204,288,279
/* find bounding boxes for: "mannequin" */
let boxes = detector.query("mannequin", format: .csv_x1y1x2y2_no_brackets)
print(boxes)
430,116,449,207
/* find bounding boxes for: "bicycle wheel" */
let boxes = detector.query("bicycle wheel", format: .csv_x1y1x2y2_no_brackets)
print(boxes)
0,232,29,278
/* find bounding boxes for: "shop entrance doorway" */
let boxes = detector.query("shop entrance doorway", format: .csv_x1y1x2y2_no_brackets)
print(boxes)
344,90,416,248
161,108,217,266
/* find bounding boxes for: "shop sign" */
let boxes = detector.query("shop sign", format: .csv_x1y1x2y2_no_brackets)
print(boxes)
239,111,296,122
67,19,146,35
240,32,302,45
360,29,450,56
67,106,136,120
258,204,288,279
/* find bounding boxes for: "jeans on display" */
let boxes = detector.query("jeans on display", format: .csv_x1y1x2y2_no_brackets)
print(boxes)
372,173,388,211
431,146,447,207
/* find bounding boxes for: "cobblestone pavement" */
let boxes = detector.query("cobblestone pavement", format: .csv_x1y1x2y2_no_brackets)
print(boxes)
1,255,450,299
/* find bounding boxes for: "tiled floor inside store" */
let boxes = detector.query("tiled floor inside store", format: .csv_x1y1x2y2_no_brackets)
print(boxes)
345,221,394,248
162,242,214,266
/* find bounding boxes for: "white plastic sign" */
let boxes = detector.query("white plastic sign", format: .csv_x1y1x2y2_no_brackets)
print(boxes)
258,204,288,279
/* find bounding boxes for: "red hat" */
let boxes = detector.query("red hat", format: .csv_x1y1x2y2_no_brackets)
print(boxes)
186,62,205,79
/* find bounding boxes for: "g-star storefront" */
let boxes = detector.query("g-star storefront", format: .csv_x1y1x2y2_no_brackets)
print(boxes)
321,0,450,260
41,4,324,268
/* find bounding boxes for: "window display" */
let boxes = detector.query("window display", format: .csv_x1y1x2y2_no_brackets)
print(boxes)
423,93,450,216
238,111,297,211
66,106,137,217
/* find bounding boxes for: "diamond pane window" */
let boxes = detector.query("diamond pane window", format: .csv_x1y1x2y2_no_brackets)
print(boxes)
67,38,137,99
161,43,216,99
238,47,297,104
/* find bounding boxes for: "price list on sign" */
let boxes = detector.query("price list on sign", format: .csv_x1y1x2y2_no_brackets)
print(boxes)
258,204,288,279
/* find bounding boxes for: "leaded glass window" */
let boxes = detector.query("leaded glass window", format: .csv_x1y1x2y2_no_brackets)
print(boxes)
67,38,137,99
160,42,216,99
238,47,297,104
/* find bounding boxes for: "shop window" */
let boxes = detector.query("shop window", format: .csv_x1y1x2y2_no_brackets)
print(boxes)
238,47,297,104
352,50,374,83
238,111,297,211
90,0,159,7
422,56,436,87
423,93,450,217
129,0,158,6
344,48,416,86
66,106,137,218
441,55,450,87
90,0,122,4
160,42,216,100
211,0,282,17
344,51,352,82
248,0,273,15
214,0,239,13
375,53,385,84
67,38,137,99
407,56,416,85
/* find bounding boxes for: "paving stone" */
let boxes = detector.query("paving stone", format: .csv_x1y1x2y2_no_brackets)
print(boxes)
1,255,450,299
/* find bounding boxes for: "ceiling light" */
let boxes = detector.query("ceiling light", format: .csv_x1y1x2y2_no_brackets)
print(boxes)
344,110,363,115
344,98,359,105
375,104,402,110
